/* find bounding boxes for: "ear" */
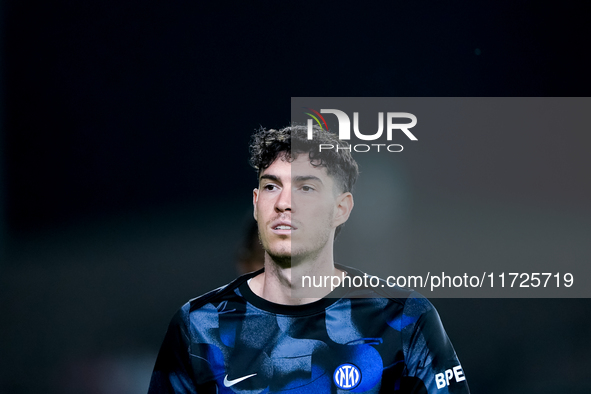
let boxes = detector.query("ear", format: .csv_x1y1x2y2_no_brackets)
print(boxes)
253,188,259,221
333,192,354,227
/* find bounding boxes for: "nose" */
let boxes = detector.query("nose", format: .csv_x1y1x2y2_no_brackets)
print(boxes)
275,186,291,212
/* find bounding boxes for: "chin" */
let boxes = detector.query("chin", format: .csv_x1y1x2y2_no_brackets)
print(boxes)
266,252,291,269
265,240,290,255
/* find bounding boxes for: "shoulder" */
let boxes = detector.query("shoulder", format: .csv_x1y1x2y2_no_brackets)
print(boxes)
334,264,442,337
170,269,262,324
338,263,434,309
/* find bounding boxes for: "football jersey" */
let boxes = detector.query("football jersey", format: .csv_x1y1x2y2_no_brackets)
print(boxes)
149,264,470,393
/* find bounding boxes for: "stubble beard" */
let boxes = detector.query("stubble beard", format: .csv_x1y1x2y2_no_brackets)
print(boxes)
260,217,333,270
265,241,292,269
258,223,291,269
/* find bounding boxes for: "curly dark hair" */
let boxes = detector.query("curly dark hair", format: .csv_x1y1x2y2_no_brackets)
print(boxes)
249,124,359,237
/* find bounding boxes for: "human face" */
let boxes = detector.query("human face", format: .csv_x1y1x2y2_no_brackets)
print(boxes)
253,153,353,266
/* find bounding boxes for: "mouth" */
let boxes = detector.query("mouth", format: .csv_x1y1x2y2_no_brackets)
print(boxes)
270,221,296,234
273,225,294,230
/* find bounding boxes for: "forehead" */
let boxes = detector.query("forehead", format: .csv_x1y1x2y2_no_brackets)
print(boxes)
260,154,332,182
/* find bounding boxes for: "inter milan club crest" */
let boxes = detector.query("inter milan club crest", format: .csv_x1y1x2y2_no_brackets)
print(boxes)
333,363,361,390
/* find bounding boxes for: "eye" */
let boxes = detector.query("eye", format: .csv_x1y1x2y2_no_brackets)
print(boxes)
301,185,315,192
264,184,278,191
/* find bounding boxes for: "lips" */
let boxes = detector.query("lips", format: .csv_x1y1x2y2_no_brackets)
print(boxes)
270,220,297,232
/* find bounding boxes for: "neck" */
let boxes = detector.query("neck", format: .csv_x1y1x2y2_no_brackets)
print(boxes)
250,247,342,305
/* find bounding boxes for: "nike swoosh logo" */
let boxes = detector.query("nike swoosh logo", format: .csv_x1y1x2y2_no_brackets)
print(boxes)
223,373,257,387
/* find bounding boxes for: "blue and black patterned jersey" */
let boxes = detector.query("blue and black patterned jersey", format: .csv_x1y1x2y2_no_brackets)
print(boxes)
149,265,470,393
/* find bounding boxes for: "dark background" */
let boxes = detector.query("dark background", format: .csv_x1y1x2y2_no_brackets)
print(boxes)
1,1,589,393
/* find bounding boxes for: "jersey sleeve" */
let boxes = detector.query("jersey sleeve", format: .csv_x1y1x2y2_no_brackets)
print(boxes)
148,306,199,394
400,295,470,394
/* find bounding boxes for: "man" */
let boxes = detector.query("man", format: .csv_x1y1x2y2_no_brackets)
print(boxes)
148,125,470,393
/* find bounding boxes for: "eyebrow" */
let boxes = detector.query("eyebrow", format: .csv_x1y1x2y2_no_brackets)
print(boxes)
259,174,280,183
259,174,324,185
293,175,324,185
